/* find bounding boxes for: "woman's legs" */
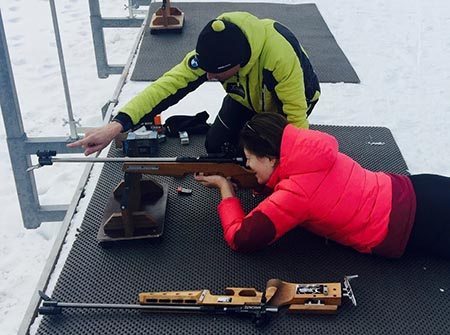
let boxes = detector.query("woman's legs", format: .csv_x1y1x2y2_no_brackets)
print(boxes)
406,174,450,259
205,95,256,154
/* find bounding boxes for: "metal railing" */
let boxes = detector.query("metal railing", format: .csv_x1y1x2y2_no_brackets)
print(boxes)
89,0,149,78
0,8,78,228
0,1,149,228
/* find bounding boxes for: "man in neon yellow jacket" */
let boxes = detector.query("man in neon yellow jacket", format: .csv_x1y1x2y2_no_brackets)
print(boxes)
69,12,320,155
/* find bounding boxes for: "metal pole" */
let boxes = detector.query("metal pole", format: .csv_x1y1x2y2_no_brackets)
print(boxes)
89,0,110,78
127,0,150,18
0,9,42,228
89,0,144,78
127,0,136,18
48,0,78,139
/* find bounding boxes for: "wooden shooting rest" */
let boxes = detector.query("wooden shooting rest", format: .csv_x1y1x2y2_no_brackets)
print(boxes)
150,0,185,33
139,279,345,314
97,171,168,244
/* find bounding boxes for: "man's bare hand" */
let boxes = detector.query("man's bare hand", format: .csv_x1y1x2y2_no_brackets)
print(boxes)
67,121,123,156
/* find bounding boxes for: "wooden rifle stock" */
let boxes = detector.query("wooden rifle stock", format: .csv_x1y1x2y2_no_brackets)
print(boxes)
122,157,258,189
38,276,357,326
138,277,357,314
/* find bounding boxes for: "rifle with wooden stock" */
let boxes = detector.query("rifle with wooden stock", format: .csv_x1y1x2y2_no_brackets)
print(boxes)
29,150,258,242
29,150,258,189
38,276,358,326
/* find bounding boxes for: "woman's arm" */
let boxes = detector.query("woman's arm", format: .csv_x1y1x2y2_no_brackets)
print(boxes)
195,175,309,252
193,174,235,199
194,174,271,251
220,187,309,252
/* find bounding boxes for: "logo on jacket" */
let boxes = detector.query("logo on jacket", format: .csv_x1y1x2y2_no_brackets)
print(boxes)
226,83,245,98
189,55,199,70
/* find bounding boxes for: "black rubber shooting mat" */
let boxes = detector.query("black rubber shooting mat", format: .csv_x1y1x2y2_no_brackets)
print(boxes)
36,125,450,335
131,2,360,83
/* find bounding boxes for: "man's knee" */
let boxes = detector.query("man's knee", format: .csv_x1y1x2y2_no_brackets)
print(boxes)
205,129,238,155
205,131,224,154
205,96,254,154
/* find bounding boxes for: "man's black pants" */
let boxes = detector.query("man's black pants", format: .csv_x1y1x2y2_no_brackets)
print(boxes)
205,95,317,154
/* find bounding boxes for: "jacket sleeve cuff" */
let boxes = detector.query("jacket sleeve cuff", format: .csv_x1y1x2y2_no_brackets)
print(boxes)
218,197,245,248
112,112,134,132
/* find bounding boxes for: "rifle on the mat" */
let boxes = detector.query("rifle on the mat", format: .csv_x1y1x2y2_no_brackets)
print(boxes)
28,150,258,189
38,276,358,326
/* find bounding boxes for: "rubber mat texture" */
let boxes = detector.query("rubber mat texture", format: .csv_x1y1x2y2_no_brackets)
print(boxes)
131,2,360,83
36,125,450,335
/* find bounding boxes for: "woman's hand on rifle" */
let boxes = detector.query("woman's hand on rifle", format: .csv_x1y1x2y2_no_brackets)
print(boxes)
194,173,236,199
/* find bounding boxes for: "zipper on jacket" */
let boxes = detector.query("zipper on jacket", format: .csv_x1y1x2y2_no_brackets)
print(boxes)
261,83,265,112
246,75,255,111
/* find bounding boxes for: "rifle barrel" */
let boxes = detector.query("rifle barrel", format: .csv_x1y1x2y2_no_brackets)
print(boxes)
51,157,178,163
47,301,205,311
40,300,278,314
41,156,244,165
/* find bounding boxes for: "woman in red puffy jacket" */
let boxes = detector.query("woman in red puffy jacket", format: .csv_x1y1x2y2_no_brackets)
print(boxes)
195,113,450,259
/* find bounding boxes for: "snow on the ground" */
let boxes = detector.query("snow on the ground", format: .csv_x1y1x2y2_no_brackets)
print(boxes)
0,1,449,334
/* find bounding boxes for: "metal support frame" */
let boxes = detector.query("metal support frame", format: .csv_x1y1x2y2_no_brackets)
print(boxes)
1,0,152,227
89,0,149,78
0,9,88,228
49,0,78,139
126,0,152,17
1,0,150,228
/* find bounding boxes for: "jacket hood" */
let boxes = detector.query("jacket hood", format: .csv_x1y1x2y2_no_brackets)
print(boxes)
217,12,265,76
278,125,338,179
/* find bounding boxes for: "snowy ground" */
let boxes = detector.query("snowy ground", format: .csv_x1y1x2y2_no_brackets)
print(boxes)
1,1,449,334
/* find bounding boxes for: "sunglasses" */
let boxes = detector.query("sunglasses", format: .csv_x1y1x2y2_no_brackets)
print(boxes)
244,121,257,134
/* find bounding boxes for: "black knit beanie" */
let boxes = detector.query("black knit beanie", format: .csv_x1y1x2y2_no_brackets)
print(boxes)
195,19,251,73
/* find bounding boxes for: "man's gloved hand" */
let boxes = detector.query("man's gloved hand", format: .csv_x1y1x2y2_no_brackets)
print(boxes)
67,121,123,156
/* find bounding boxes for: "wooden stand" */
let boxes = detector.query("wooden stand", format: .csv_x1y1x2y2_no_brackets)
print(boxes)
150,0,185,34
97,172,168,244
